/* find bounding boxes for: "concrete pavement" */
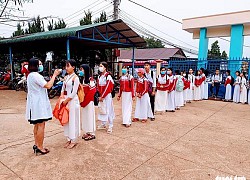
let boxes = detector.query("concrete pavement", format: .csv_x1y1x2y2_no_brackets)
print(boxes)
0,90,249,180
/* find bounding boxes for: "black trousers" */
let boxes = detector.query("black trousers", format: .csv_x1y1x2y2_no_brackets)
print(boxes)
149,93,155,115
210,82,220,97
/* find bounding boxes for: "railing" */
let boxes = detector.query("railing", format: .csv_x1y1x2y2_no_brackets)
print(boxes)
168,58,250,79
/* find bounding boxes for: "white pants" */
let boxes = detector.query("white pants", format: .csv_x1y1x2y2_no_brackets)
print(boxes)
82,101,96,135
155,90,168,112
187,87,193,101
121,92,132,125
203,83,208,99
183,89,188,104
64,97,81,142
225,84,232,100
134,93,154,119
98,93,115,128
166,91,175,111
175,91,184,108
194,86,201,100
233,85,240,103
240,86,247,103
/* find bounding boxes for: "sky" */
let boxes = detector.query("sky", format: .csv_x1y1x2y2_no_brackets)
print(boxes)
1,0,250,57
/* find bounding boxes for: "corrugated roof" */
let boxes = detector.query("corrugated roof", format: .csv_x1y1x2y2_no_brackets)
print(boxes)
0,19,146,47
118,48,186,60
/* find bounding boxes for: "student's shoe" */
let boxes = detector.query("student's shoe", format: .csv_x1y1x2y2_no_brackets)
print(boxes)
97,124,106,130
150,118,155,121
107,127,113,134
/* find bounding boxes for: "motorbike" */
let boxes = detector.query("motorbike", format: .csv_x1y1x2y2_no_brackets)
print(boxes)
0,71,11,86
15,75,27,92
48,78,63,99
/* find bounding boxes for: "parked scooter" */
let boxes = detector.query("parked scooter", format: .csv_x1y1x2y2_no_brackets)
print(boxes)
15,75,27,92
48,78,63,99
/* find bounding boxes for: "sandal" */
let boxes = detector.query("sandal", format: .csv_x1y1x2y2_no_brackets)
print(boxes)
67,143,77,149
82,133,90,139
84,134,96,141
125,124,131,128
132,118,139,122
64,141,71,148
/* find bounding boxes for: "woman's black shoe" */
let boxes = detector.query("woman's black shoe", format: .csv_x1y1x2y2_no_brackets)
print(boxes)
33,145,37,153
35,148,50,155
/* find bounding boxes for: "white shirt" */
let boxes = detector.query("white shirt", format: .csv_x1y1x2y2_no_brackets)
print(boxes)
145,70,156,88
26,72,52,121
157,74,168,84
212,74,222,83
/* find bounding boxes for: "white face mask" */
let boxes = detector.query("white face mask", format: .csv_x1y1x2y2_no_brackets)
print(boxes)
167,71,171,75
99,66,105,72
183,74,186,77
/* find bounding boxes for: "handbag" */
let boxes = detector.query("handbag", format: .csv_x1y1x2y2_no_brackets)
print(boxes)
98,101,107,115
94,91,100,106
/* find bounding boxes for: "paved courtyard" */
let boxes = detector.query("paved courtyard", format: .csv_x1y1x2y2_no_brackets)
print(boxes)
0,90,249,180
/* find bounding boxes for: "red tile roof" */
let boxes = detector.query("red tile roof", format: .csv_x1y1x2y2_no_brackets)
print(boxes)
118,48,186,61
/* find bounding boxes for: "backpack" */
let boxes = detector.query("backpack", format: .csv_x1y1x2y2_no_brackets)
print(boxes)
175,76,184,92
230,76,234,86
72,75,85,103
104,73,116,98
146,71,154,94
94,90,100,106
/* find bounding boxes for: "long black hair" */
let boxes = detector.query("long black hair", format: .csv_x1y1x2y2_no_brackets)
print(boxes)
81,64,91,84
195,70,200,76
66,59,77,71
28,58,39,72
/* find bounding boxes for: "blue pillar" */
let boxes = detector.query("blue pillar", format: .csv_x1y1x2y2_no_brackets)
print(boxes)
66,38,70,60
198,28,208,69
229,24,244,78
9,47,13,80
132,46,135,76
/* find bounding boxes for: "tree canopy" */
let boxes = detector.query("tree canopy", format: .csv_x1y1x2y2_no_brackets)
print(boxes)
48,19,66,31
80,11,108,25
143,37,165,48
208,40,228,59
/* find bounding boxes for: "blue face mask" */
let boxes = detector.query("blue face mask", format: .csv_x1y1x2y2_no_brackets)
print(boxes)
161,71,166,75
38,65,43,72
79,71,84,77
122,69,127,74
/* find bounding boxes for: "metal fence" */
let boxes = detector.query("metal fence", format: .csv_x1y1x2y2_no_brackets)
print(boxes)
168,58,250,79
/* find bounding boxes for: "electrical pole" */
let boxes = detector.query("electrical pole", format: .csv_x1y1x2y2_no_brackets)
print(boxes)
113,0,120,20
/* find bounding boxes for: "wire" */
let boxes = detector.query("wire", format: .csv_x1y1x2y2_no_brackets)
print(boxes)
127,0,250,49
219,37,250,48
120,13,198,55
64,0,103,20
67,3,113,27
120,10,198,50
127,0,182,24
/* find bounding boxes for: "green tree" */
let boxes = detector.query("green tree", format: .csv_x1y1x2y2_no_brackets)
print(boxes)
208,40,221,59
143,37,165,48
25,16,44,34
80,11,92,26
94,12,107,24
221,50,228,59
12,23,24,37
48,19,66,31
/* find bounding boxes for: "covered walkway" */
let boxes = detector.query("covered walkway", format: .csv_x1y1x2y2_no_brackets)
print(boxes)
0,19,146,78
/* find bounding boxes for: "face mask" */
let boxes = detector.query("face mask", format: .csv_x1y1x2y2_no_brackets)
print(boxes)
38,65,43,72
122,69,127,74
183,74,186,77
99,66,105,72
79,71,84,77
24,65,28,69
167,71,171,75
160,71,166,75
